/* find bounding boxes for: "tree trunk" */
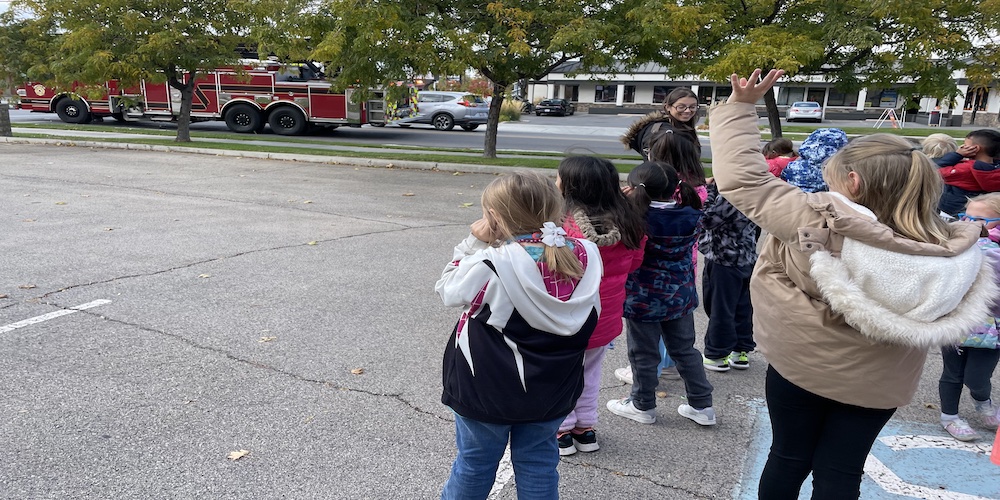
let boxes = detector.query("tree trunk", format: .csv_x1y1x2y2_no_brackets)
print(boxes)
168,72,195,143
0,101,11,137
484,82,507,159
764,89,782,139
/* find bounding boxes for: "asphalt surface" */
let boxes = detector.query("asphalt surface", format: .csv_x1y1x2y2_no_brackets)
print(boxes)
1,139,997,499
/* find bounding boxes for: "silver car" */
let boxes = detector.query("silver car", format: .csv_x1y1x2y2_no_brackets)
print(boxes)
786,101,823,122
395,91,490,131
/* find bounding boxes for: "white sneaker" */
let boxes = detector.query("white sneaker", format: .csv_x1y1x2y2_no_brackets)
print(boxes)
614,366,633,384
975,400,1000,429
678,404,716,426
606,397,655,424
660,366,681,380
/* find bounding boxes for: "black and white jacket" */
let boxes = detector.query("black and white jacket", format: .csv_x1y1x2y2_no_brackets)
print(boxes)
697,182,758,268
435,235,602,424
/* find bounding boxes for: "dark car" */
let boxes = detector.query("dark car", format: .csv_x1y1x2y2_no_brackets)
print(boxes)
535,98,575,116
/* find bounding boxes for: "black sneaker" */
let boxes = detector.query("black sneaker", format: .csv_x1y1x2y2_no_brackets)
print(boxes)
557,432,577,456
572,428,599,453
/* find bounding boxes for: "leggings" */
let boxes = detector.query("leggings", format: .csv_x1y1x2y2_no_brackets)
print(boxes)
758,366,895,500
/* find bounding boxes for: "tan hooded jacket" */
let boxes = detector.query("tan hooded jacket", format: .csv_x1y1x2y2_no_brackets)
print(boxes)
710,103,998,409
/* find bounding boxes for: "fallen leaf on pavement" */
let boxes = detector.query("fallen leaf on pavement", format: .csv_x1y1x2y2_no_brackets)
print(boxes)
402,193,415,197
0,294,9,299
18,284,36,289
55,201,67,205
351,368,365,375
307,241,318,246
258,336,277,343
198,274,211,279
23,219,36,222
461,203,473,208
303,200,313,204
227,450,250,461
656,391,668,398
453,172,463,176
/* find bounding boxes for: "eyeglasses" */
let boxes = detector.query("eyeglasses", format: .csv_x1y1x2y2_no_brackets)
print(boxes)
671,105,699,112
957,213,1000,224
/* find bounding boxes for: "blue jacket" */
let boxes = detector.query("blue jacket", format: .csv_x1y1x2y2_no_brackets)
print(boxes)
624,203,702,321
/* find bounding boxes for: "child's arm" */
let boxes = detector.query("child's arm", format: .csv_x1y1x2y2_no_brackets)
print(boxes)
934,151,965,167
709,70,826,244
435,234,496,308
971,159,1000,192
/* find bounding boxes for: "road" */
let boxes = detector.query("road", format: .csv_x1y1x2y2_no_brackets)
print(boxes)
1,143,997,499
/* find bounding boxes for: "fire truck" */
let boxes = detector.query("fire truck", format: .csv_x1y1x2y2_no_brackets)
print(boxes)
16,61,388,135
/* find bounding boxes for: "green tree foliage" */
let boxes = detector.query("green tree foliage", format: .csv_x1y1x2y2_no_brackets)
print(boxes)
261,0,643,158
627,0,1000,137
0,13,55,137
11,0,266,141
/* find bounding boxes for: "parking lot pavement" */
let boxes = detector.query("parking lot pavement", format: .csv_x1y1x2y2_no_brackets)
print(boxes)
1,143,997,499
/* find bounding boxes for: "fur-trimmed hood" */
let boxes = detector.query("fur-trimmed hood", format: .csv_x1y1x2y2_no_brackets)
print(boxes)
620,111,671,151
802,193,994,348
569,209,622,247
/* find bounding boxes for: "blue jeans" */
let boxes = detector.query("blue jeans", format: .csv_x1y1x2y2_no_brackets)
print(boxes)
442,412,562,500
626,313,713,410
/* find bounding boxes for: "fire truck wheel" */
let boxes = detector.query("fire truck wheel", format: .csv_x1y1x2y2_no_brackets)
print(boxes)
432,113,455,131
224,103,263,134
55,98,91,124
267,107,307,136
460,124,479,131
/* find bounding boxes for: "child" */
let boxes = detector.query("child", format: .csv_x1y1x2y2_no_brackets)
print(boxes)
934,129,1000,216
621,87,702,160
762,137,797,177
606,161,717,426
555,156,646,456
939,192,1000,441
779,127,848,192
436,172,603,499
922,133,959,160
712,69,999,500
699,180,758,372
613,130,708,387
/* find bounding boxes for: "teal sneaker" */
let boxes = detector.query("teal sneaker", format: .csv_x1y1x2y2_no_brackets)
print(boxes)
729,351,750,370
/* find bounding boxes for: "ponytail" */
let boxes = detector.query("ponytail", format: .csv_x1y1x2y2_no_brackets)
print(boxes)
628,161,702,209
675,181,703,210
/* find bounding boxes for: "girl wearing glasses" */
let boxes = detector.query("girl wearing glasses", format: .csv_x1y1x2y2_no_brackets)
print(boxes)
621,88,702,160
938,193,1000,441
712,69,999,500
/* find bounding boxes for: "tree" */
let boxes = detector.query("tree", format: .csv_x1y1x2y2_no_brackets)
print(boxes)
12,0,269,142
627,0,1000,137
262,1,646,158
0,13,53,137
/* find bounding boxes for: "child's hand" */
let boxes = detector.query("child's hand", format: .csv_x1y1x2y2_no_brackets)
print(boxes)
621,185,634,197
958,143,979,158
471,218,498,243
728,69,785,105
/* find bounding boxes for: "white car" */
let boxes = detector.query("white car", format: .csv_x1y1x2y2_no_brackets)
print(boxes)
786,101,823,122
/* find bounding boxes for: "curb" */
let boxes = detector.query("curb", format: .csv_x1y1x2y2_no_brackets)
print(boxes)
0,136,556,177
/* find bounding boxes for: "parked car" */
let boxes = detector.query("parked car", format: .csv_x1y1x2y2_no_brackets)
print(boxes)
396,91,489,131
786,101,823,122
535,98,575,116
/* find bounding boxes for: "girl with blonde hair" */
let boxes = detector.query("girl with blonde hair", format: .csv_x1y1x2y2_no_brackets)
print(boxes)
711,69,998,500
437,171,603,498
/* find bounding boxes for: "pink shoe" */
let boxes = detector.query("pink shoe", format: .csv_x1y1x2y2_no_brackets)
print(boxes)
942,418,979,442
976,402,1000,429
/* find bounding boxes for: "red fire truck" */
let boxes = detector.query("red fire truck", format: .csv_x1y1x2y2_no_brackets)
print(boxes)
16,61,388,135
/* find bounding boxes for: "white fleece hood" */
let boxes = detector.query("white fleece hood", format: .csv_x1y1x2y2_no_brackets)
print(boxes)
806,193,999,348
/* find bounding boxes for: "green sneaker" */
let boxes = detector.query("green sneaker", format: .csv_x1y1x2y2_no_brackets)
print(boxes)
703,355,730,372
729,351,750,370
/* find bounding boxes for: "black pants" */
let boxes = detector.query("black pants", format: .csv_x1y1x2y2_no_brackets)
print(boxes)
701,261,755,359
939,345,1000,415
758,366,895,500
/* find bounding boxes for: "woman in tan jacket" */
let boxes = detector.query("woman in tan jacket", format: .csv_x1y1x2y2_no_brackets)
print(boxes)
711,70,999,500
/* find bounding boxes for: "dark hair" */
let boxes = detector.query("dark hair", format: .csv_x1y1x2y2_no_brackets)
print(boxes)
626,161,703,213
664,88,699,129
966,129,1000,160
557,156,645,249
647,130,707,186
762,138,796,159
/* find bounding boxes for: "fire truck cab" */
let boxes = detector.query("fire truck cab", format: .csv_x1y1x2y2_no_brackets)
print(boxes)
17,61,388,135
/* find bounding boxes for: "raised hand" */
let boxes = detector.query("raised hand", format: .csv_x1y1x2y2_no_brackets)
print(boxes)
728,69,785,105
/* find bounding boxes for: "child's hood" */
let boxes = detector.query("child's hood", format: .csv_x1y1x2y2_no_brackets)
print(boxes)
484,240,603,336
801,192,999,348
568,209,623,247
798,128,848,162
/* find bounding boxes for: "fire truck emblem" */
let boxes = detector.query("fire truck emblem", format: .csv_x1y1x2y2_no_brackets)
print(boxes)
33,84,46,96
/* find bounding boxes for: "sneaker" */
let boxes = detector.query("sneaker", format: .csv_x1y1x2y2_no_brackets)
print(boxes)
703,356,731,372
614,365,633,384
729,352,750,370
678,404,717,426
606,397,656,424
557,432,577,456
975,401,1000,429
660,366,681,380
942,417,979,441
571,428,599,453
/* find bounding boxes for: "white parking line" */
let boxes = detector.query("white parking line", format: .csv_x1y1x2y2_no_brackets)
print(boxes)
0,299,112,334
488,446,514,499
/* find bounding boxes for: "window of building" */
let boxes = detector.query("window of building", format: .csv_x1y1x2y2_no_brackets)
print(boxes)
826,90,859,107
714,86,732,104
776,87,805,105
594,85,617,103
567,85,579,102
806,88,825,103
965,87,990,111
653,85,677,104
623,85,636,103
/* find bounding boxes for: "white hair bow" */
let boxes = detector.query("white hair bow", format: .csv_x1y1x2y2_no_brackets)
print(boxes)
540,222,567,247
